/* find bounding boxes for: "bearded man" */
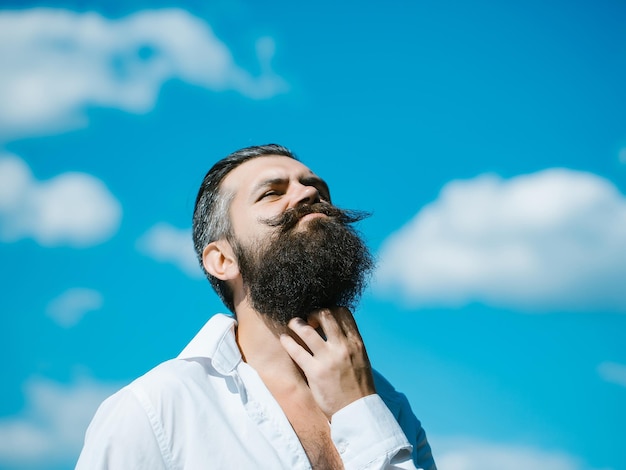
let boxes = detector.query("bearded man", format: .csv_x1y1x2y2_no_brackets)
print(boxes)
77,144,436,470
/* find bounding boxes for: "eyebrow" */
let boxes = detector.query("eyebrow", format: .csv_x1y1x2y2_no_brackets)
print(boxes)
250,175,332,201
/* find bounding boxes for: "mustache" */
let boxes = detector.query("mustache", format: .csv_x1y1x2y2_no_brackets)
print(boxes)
261,203,370,233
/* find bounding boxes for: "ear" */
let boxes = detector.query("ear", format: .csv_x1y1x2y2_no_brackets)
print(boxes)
202,239,239,281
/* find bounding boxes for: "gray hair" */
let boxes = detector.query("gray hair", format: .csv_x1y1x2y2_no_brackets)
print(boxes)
192,144,297,312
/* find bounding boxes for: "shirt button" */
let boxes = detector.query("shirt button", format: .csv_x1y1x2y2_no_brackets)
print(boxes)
337,443,347,454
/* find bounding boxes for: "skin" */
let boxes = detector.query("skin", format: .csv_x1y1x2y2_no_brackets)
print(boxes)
201,156,376,467
280,308,376,419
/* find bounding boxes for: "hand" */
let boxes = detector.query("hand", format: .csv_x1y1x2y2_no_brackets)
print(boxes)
279,307,376,420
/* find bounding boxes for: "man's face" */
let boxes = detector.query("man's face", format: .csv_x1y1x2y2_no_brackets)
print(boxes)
222,155,332,246
221,155,373,324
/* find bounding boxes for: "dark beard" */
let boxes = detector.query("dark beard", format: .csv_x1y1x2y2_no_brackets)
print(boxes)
232,203,374,325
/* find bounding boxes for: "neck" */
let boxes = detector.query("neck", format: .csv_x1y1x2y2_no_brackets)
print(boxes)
234,297,307,386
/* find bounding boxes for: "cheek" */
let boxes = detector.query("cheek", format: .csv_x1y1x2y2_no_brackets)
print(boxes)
234,206,280,235
231,218,273,248
229,207,255,238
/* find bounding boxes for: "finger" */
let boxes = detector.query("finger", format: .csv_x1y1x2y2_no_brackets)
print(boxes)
333,307,363,342
334,308,371,368
279,334,315,370
304,315,326,340
311,309,344,344
287,317,327,353
306,315,321,330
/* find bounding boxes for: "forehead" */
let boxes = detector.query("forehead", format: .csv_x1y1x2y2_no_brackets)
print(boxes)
221,155,319,196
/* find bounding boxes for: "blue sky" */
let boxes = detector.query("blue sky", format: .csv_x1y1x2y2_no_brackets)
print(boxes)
1,1,625,469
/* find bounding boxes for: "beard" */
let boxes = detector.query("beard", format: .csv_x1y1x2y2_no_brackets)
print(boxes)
232,203,374,325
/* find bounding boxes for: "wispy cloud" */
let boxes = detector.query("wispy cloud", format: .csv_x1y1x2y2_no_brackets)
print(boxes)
0,154,121,247
375,169,626,312
46,288,103,327
433,437,596,470
0,8,287,140
0,376,120,468
598,361,626,388
137,222,203,278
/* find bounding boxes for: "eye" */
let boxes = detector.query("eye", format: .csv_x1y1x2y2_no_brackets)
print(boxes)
258,190,280,201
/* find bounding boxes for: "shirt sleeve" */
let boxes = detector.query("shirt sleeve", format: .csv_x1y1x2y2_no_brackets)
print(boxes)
75,387,170,470
330,394,421,470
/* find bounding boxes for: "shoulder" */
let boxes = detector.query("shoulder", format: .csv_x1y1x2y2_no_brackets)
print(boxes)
77,379,172,469
130,357,211,394
372,369,438,470
89,359,203,426
126,356,229,414
78,357,231,464
373,369,417,423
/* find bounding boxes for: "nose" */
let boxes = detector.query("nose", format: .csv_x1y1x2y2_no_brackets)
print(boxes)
290,183,320,208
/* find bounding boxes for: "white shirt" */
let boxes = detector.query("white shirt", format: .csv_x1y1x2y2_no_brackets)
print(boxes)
76,314,435,469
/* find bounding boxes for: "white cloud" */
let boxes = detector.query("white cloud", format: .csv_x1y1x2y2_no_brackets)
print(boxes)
432,437,597,470
137,222,203,278
46,288,103,327
0,376,120,468
375,169,626,312
598,361,626,388
0,154,121,246
0,8,287,140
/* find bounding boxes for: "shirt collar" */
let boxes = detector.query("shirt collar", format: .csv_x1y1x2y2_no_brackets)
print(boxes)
177,313,242,375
